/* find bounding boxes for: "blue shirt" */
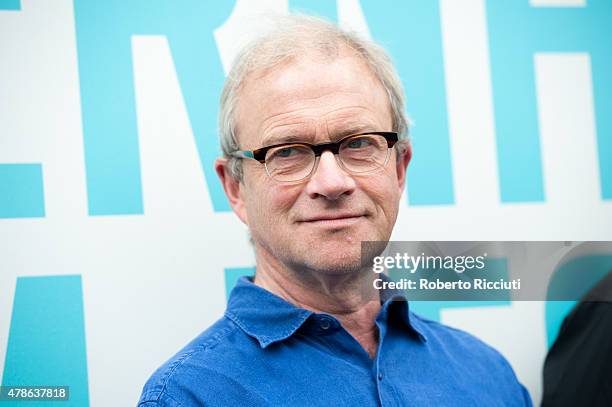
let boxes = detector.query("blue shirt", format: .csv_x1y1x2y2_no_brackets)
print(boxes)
138,276,532,406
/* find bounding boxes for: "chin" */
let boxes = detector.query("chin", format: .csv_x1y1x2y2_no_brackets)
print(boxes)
295,240,367,274
304,258,364,275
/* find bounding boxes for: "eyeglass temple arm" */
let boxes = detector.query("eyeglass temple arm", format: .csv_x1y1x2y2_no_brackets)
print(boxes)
230,150,255,159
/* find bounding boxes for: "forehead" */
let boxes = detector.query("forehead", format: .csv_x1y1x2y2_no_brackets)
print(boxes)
234,50,392,148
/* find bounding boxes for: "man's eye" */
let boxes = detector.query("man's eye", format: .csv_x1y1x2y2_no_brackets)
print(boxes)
267,145,312,163
276,147,296,157
347,138,371,149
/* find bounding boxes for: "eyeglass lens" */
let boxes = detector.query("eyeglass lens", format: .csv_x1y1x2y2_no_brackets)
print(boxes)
264,134,390,182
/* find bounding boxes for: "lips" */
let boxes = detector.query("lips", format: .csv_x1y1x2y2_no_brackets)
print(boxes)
299,213,366,223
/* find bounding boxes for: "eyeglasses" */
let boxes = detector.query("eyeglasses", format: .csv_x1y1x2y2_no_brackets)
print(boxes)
230,132,399,182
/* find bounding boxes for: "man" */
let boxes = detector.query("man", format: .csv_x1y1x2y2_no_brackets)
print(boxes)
138,15,531,406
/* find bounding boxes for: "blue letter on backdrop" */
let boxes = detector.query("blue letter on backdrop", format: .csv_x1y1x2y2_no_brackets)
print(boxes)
0,164,45,219
0,0,19,10
361,1,454,205
73,1,235,215
486,1,612,202
2,275,89,407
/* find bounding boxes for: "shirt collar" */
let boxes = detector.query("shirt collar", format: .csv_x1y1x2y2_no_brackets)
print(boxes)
225,275,427,348
225,276,313,348
378,273,428,342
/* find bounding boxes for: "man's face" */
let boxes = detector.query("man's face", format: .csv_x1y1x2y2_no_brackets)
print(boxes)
220,49,410,275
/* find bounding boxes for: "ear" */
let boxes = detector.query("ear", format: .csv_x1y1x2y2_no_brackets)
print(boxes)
395,143,412,193
215,158,249,225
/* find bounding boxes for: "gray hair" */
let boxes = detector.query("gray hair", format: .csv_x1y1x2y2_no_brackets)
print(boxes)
219,14,411,180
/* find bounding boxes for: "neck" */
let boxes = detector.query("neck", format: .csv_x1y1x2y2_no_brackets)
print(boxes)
253,246,381,358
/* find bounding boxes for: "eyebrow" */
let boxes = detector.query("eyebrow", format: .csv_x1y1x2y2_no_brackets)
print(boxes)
259,123,314,147
261,133,314,146
260,123,378,147
331,124,376,139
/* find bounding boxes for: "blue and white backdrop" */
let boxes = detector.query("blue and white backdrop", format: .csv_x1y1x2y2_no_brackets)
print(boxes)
1,0,611,405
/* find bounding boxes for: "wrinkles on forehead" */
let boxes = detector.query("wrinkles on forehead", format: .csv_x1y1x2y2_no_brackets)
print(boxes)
258,114,383,147
234,50,392,151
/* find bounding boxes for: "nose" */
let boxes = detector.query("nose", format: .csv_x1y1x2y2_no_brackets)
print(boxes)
304,151,356,200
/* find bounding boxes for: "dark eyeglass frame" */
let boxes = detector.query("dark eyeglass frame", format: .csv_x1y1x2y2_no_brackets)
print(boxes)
230,131,399,163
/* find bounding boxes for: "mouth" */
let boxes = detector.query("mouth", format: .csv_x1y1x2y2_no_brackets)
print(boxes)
299,213,366,228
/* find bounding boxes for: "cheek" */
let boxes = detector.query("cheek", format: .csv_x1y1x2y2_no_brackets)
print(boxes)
269,184,302,215
358,172,402,218
244,177,303,229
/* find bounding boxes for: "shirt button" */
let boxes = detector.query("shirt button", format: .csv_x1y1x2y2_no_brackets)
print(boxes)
378,372,383,381
320,319,331,330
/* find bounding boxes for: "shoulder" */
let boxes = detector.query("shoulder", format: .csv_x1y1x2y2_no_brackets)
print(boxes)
137,316,249,407
412,312,527,382
410,312,532,405
413,312,506,360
